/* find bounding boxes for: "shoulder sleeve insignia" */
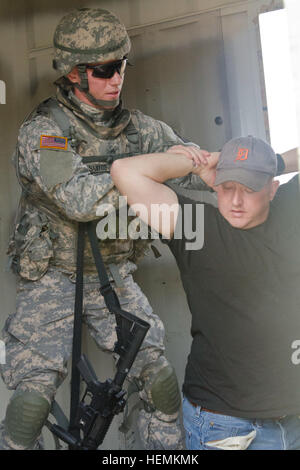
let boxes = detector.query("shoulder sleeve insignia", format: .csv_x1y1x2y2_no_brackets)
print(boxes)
40,135,68,150
40,149,73,189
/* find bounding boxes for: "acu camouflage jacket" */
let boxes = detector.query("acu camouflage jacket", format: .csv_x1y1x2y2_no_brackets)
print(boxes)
8,88,189,280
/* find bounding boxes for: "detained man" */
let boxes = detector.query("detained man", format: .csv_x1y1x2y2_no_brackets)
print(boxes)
111,136,300,450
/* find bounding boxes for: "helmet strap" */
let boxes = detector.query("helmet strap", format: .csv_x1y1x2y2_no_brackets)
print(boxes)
74,64,119,109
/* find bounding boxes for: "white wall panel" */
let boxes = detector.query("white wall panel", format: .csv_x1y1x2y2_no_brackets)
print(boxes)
124,11,231,151
221,2,269,139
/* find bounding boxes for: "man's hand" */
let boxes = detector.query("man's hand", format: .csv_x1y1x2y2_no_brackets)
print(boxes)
192,152,220,188
167,145,220,188
166,145,210,167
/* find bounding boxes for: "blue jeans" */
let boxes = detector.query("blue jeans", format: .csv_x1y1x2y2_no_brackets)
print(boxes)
182,396,300,450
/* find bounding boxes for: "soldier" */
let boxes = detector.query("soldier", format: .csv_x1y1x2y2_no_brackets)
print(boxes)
0,8,208,450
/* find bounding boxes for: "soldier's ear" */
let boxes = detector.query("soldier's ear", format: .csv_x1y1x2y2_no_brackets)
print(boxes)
66,66,80,84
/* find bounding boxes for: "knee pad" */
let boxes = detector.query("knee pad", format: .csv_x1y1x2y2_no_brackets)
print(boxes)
4,390,51,448
141,357,181,415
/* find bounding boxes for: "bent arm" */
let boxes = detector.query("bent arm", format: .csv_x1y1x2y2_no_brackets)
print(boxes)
280,148,300,174
111,153,194,237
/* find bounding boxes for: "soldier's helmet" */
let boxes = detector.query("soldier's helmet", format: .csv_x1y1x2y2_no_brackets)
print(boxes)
52,8,131,75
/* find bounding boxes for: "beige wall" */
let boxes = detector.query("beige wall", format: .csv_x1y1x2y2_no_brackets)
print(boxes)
0,0,283,450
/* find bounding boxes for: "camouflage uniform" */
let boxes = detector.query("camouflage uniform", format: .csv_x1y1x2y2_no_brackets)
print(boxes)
0,8,189,451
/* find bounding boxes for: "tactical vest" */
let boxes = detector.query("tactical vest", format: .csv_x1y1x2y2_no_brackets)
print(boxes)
9,97,152,280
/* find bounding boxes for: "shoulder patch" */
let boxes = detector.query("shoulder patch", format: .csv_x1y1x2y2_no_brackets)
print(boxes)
40,135,68,150
40,149,73,189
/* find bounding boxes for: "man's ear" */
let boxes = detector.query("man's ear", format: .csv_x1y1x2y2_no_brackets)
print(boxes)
270,179,280,201
66,66,80,84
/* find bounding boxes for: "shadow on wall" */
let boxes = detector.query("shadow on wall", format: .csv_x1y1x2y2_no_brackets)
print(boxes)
0,0,144,20
1,0,88,19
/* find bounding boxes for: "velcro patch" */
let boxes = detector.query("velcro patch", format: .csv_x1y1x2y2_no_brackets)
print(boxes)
40,135,67,150
40,149,73,189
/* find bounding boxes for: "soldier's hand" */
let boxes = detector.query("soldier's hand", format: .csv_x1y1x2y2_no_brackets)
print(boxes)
166,145,210,167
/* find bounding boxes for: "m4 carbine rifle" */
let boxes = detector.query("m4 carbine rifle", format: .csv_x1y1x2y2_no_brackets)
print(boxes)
49,221,150,449
50,308,149,449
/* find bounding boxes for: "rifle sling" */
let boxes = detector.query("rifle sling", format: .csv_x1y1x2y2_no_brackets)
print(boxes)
85,221,125,353
69,221,124,445
69,222,85,443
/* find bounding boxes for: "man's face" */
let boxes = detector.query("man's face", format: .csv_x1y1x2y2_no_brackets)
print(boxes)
68,59,125,109
216,179,279,229
86,63,124,106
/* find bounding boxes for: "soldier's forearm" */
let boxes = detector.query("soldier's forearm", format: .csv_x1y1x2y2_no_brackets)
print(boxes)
166,174,212,191
53,174,121,222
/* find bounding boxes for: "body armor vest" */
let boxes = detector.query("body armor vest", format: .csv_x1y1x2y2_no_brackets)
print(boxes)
9,96,152,279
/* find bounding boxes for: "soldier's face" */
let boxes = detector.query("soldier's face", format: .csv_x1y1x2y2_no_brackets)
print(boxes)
86,64,124,106
68,60,125,109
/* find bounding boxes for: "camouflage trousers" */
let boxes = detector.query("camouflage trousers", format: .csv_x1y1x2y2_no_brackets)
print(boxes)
0,266,182,450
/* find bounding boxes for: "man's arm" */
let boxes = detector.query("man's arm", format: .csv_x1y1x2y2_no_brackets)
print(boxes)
131,110,212,191
110,153,195,238
190,149,300,186
165,145,212,191
191,152,220,189
280,148,300,174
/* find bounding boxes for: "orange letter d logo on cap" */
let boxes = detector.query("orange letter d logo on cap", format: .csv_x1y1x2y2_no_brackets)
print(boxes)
235,148,249,161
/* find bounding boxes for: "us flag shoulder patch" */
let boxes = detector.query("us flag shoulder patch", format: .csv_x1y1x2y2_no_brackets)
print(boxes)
40,135,68,150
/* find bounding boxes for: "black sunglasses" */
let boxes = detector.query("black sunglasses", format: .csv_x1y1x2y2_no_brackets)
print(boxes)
86,58,128,79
